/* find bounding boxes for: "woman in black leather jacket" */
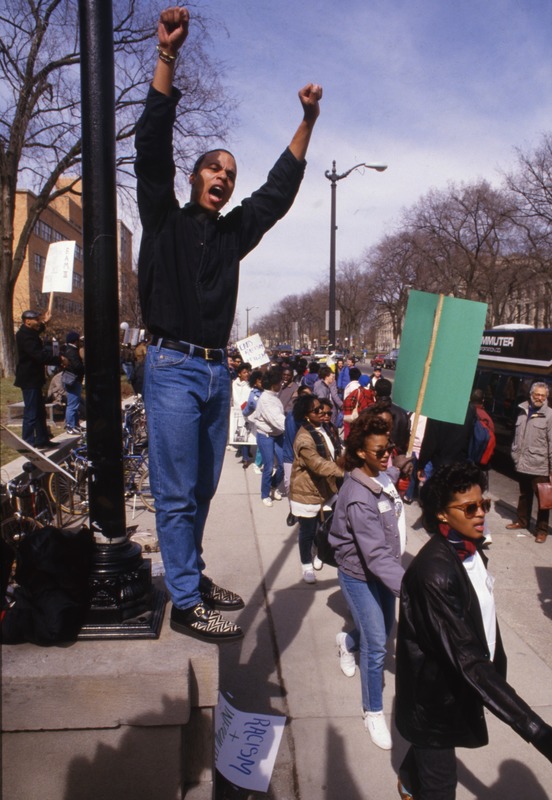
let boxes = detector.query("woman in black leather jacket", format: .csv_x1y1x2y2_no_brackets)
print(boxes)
395,462,552,800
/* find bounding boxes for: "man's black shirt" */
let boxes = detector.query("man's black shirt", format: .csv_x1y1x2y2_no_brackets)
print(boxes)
135,87,306,348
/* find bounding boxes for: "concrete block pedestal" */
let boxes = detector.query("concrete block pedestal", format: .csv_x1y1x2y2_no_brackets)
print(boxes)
2,611,219,800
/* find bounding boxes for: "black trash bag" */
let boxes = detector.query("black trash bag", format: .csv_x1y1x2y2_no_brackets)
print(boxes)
1,525,95,646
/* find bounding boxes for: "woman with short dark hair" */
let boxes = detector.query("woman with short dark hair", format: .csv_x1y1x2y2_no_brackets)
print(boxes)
395,462,552,799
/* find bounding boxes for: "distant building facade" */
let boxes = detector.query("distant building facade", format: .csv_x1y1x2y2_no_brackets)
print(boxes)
13,179,138,338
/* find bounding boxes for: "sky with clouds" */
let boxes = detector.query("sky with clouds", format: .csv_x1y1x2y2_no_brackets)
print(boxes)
190,0,551,336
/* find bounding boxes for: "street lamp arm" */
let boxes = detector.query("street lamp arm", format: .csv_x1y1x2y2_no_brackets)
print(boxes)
325,161,388,183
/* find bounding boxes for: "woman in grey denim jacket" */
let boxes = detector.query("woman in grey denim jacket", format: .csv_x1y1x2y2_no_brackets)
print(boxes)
329,414,405,750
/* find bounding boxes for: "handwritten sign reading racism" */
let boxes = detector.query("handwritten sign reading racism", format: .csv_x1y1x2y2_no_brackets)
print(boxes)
214,693,285,793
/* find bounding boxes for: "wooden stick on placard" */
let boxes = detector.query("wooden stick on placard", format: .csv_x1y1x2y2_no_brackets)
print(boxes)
406,293,445,456
47,291,55,315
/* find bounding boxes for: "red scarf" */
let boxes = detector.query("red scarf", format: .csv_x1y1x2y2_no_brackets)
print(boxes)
438,523,483,561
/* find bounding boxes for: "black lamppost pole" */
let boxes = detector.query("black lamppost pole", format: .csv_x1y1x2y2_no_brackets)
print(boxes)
324,161,388,347
77,0,163,637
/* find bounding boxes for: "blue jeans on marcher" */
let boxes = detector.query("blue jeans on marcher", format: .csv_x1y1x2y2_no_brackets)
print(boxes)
255,432,284,499
144,344,231,610
22,387,49,447
338,569,396,712
65,381,82,429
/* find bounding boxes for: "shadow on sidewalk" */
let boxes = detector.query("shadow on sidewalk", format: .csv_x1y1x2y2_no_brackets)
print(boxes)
457,757,549,799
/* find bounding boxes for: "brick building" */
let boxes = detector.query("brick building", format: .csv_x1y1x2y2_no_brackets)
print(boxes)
13,180,138,342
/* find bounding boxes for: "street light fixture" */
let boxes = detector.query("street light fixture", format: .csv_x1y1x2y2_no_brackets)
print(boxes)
246,305,258,337
324,161,388,348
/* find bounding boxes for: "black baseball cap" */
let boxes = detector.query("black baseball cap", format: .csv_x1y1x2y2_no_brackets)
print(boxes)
22,310,40,320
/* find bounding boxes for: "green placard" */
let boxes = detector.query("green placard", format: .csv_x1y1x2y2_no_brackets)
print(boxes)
392,290,488,424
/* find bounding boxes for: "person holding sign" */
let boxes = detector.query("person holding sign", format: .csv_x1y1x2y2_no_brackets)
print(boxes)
395,463,552,799
134,6,323,642
14,310,66,450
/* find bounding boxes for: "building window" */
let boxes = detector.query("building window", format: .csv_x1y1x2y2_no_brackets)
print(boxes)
73,272,83,289
35,219,55,242
33,253,46,273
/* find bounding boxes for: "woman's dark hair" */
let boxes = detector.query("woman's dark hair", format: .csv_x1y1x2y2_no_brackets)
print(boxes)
308,361,320,374
262,366,282,391
249,369,263,388
292,393,318,423
349,367,361,382
419,462,487,533
344,415,390,471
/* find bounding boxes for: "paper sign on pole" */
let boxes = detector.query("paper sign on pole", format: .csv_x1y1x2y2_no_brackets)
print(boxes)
392,290,488,425
42,240,76,293
214,693,286,793
236,334,269,368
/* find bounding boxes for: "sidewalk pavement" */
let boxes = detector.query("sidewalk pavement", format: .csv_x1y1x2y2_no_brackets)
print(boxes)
137,451,552,799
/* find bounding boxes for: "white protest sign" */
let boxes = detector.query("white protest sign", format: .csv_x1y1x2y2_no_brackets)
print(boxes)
236,334,269,368
214,693,286,793
228,408,256,446
42,240,76,293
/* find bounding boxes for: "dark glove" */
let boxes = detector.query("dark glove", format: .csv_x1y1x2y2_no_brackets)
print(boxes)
532,723,552,761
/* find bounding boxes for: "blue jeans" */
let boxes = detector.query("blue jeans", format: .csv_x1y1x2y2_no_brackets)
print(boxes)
65,381,82,428
338,570,396,712
21,387,49,447
144,344,230,610
256,432,284,499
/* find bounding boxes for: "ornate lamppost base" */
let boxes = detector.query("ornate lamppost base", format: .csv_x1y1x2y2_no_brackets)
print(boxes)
78,540,167,640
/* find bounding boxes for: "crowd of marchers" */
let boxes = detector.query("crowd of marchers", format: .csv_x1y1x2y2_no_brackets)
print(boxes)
228,350,552,797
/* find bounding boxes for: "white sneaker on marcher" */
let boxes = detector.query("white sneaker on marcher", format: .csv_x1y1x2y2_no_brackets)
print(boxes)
301,565,316,584
272,489,283,501
253,465,262,474
335,632,356,677
312,555,324,571
262,497,273,507
363,710,392,750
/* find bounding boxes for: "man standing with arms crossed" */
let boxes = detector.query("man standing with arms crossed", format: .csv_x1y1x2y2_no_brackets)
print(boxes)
135,7,322,642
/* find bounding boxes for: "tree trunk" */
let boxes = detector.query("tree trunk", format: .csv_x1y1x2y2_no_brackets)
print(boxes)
0,256,16,377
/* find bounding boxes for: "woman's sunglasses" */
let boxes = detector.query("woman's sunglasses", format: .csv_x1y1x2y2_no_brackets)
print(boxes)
446,498,492,518
365,443,395,459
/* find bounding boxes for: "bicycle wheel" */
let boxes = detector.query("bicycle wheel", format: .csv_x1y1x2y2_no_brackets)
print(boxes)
48,470,88,516
138,468,155,512
1,515,43,545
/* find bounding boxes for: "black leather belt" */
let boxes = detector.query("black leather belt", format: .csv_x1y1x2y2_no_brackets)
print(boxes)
151,337,226,362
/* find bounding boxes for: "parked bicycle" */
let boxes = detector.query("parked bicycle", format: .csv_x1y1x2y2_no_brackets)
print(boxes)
1,462,56,543
48,439,154,519
123,395,148,454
